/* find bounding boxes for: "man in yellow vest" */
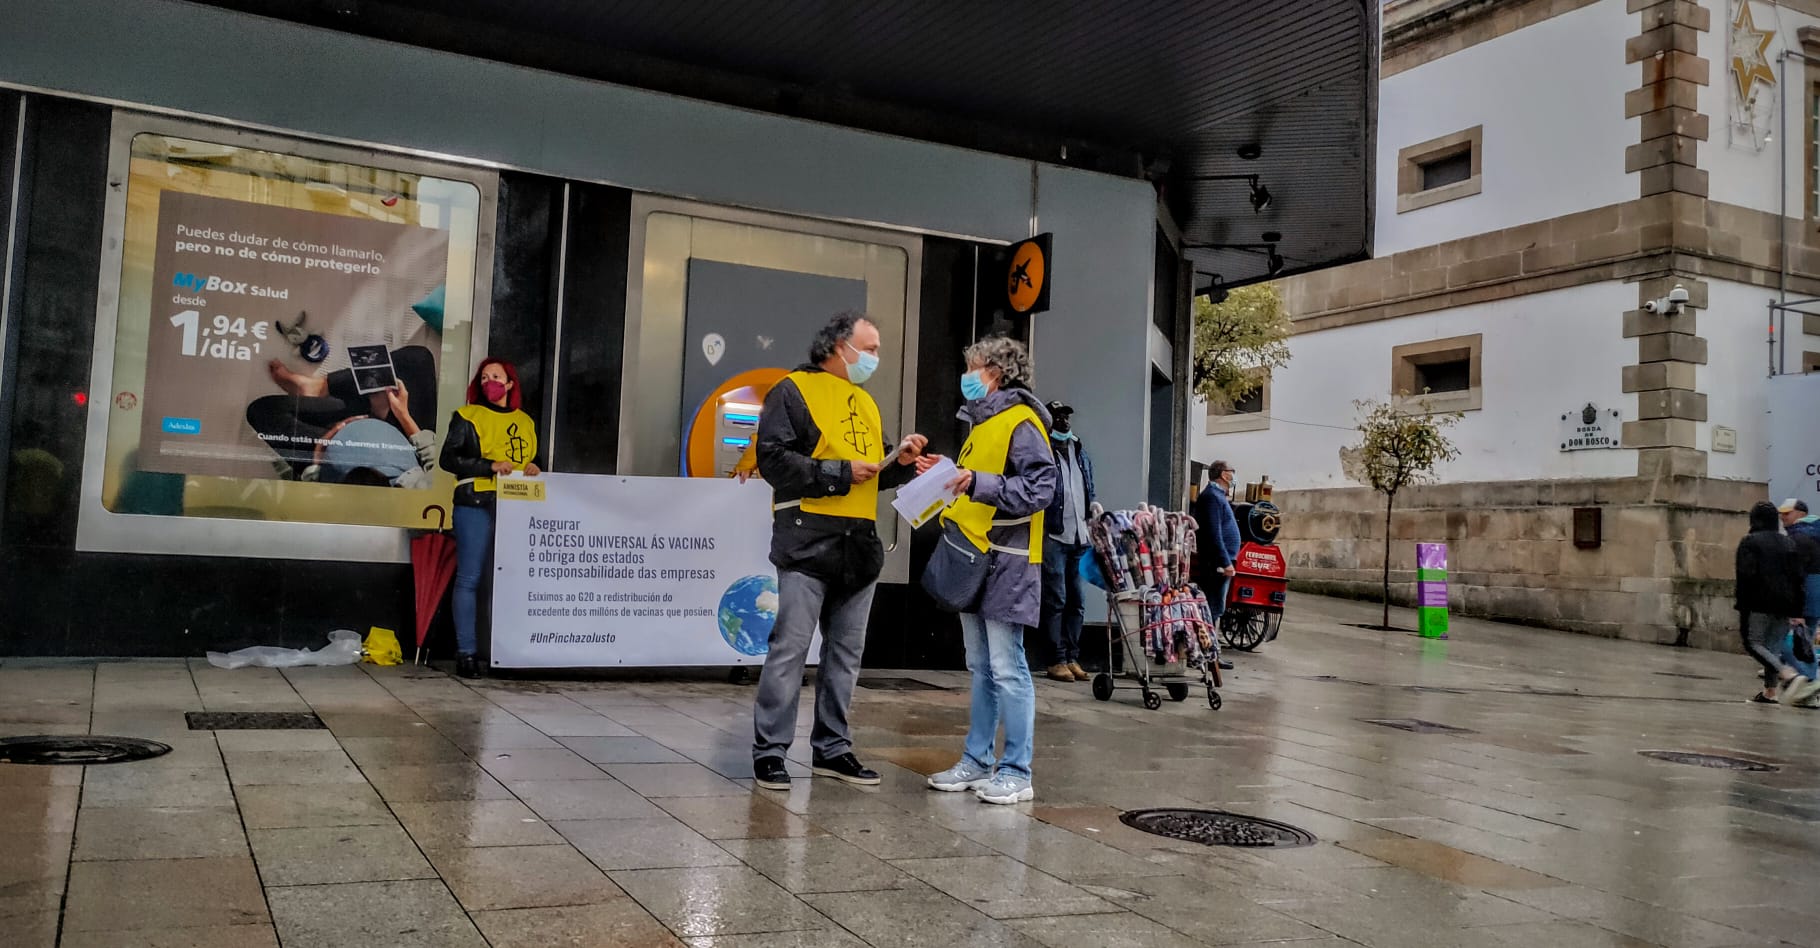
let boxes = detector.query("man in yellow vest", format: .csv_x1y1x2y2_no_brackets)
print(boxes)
749,312,926,791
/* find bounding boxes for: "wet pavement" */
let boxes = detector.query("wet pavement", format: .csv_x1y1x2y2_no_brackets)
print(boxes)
3,594,1818,947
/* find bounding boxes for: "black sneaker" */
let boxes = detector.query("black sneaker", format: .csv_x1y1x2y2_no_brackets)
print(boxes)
754,756,791,791
456,655,482,679
812,752,881,786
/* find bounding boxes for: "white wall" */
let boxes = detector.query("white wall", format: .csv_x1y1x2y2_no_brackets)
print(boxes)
1705,279,1782,481
1375,0,1637,256
1702,1,1817,217
1196,283,1640,489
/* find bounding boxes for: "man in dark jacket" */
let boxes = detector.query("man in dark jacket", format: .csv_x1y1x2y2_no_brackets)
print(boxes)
1039,400,1095,682
747,312,926,791
1193,462,1242,607
1737,500,1806,703
1192,462,1242,670
1780,499,1820,700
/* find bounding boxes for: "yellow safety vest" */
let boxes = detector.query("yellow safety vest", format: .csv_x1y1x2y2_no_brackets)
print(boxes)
454,404,537,494
941,403,1045,563
776,370,886,521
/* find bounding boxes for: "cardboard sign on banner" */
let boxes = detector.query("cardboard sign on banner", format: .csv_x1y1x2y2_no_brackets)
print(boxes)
491,473,818,668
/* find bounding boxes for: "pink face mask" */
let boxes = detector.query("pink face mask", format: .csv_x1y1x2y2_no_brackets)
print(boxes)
481,379,508,403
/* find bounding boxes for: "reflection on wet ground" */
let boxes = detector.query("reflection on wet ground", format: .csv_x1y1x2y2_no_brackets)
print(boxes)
3,594,1817,947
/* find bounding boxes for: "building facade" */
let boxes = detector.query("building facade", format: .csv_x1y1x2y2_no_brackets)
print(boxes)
1197,0,1809,648
0,0,1374,658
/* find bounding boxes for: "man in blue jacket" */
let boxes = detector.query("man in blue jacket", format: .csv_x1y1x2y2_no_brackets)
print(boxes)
1193,461,1242,639
1039,401,1095,682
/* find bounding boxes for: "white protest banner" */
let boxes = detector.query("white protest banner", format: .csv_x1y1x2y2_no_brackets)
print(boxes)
491,473,816,668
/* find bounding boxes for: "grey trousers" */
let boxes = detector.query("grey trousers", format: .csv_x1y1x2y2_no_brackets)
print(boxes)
751,569,876,763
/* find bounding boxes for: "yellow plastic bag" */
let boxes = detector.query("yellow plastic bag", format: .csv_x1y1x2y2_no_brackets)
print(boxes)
362,626,403,666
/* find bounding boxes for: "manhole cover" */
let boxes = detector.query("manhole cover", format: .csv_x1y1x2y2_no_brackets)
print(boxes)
858,678,948,692
1361,718,1476,734
0,736,172,765
1120,808,1317,848
186,711,325,730
1639,750,1778,772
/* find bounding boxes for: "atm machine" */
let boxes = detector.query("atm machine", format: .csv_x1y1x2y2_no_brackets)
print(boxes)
682,368,789,478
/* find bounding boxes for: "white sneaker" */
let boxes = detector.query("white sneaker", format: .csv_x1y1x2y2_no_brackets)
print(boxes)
975,773,1034,805
927,761,992,792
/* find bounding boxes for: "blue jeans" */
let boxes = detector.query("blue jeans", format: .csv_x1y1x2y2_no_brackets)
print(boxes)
959,612,1035,780
452,504,494,657
1040,538,1088,664
1206,574,1232,623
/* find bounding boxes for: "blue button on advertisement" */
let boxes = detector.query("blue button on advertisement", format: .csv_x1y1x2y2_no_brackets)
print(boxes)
161,417,201,435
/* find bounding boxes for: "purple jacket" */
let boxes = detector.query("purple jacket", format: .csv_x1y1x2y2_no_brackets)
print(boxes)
958,388,1058,627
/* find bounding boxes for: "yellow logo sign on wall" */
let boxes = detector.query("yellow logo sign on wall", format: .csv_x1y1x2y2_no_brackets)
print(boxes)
1005,234,1053,315
498,478,546,502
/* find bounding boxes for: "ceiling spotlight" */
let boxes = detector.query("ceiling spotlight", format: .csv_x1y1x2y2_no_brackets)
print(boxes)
1190,174,1273,215
1204,275,1229,304
1237,143,1261,161
1261,231,1282,244
1249,180,1272,212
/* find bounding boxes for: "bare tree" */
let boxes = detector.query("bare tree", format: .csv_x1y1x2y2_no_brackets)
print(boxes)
1349,397,1461,629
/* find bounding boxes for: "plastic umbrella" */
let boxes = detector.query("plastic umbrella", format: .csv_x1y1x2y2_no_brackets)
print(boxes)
412,505,457,665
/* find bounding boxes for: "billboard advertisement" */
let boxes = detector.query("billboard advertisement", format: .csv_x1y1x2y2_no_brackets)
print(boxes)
99,133,484,529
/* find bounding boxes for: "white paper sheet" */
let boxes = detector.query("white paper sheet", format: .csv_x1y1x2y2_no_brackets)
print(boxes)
891,456,961,528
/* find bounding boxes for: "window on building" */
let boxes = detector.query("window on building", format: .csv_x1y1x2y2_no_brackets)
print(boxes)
1804,350,1820,374
1420,151,1474,191
1206,373,1270,434
1397,125,1483,213
1414,357,1471,394
1810,81,1820,219
1392,334,1482,412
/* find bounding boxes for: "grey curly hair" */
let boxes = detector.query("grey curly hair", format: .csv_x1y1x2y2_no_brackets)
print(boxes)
964,335,1032,388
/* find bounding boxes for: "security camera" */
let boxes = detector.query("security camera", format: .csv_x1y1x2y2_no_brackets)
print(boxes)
1643,285,1690,315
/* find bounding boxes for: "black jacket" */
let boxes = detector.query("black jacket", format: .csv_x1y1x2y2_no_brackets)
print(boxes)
1736,505,1805,616
757,367,914,588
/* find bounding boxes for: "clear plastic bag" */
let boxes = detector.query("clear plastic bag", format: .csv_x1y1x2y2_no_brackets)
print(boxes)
206,630,364,669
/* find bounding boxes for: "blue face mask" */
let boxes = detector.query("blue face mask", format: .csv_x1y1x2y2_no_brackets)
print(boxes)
1050,429,1074,442
960,371,989,401
845,342,879,386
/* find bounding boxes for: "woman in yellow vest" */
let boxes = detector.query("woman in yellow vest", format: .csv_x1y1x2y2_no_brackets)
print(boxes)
438,358,540,679
922,336,1058,805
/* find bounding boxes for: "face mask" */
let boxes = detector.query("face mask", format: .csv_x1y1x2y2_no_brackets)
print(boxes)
1050,429,1074,442
845,342,879,386
961,371,989,401
481,379,508,403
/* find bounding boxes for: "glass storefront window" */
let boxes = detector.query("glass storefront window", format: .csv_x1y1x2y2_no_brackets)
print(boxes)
95,130,486,532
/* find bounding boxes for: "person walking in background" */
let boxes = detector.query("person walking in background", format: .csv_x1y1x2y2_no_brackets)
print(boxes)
1193,461,1241,668
1780,499,1820,704
1039,400,1094,683
923,336,1057,805
1736,500,1806,703
439,358,540,679
748,312,926,792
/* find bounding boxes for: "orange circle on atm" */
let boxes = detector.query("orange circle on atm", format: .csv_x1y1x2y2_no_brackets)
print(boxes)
685,367,790,478
1007,240,1046,313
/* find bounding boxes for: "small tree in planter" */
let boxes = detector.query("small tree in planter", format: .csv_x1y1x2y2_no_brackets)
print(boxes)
1348,397,1460,630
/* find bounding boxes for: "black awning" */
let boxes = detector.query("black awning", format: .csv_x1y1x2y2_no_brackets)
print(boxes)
198,0,1377,286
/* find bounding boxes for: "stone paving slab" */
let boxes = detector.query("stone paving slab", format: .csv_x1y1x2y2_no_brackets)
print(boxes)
4,594,1819,945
